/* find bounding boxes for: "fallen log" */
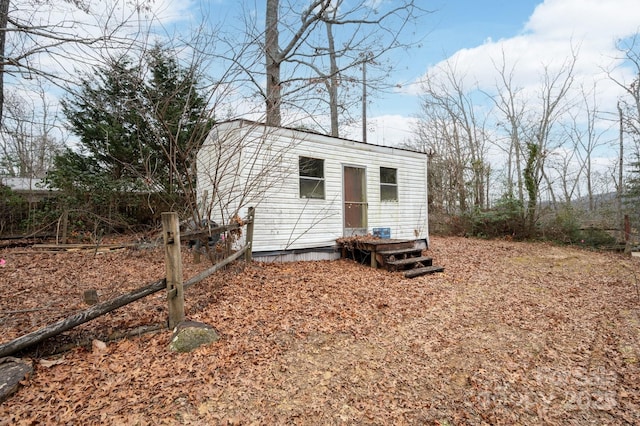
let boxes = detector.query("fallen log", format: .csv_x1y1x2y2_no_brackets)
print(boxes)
0,279,166,358
32,243,138,251
43,323,167,357
0,235,54,250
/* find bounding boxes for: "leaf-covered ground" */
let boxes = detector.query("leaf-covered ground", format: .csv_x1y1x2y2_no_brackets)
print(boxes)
1,236,639,425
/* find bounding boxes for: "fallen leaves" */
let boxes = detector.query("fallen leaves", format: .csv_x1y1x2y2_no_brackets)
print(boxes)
0,237,639,424
38,358,66,369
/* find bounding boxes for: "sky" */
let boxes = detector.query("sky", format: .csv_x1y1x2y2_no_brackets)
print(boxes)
354,0,640,146
6,0,640,169
346,0,546,144
144,0,640,150
365,0,542,137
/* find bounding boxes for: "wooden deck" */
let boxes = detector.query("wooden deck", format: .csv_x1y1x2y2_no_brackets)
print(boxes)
338,238,444,278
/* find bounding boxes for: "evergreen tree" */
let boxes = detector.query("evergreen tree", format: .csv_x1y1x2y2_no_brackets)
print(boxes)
625,154,640,197
59,57,150,187
48,45,213,223
144,46,212,196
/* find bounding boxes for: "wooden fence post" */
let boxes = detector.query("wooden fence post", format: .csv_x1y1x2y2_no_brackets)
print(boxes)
162,212,184,329
245,207,255,262
624,214,631,242
624,214,632,254
193,240,202,264
61,209,69,245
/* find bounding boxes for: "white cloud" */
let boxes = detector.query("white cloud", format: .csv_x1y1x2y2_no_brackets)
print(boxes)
146,0,199,24
341,114,418,147
419,0,640,106
524,0,640,42
397,0,640,198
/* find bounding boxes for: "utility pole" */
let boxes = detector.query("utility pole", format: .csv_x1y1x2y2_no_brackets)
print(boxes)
362,59,367,143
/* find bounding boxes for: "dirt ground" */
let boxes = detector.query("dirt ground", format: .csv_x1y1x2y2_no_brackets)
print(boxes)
1,236,639,425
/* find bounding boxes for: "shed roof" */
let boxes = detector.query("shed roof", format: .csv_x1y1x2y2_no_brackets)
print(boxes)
215,119,426,157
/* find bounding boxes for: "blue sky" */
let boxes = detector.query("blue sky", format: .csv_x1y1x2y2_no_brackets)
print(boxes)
8,0,640,163
150,0,640,149
362,0,543,140
339,0,640,147
419,0,538,62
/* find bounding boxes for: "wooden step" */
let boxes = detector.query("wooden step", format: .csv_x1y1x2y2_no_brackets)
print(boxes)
370,241,414,252
404,265,445,278
378,247,423,259
385,255,433,267
385,256,433,271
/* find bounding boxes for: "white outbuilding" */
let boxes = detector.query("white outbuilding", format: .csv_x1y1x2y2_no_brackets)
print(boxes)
196,119,430,261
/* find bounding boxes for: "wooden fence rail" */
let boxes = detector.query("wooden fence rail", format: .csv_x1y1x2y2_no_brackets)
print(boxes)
0,279,166,358
0,208,255,358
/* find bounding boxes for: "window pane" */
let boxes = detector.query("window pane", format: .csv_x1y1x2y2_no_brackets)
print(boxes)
381,184,398,201
380,167,397,184
300,178,325,199
300,157,323,178
299,156,325,199
344,166,366,202
344,202,367,228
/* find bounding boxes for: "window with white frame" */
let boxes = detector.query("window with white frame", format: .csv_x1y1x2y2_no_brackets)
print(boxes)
380,167,398,201
299,156,325,199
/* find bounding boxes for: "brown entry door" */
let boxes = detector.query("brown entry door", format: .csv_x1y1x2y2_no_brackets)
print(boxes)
343,166,367,235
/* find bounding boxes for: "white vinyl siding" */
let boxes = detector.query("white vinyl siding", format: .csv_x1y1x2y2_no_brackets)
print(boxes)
197,120,428,253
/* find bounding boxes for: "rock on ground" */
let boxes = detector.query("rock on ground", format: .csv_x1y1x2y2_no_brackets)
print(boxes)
0,357,33,403
168,321,220,353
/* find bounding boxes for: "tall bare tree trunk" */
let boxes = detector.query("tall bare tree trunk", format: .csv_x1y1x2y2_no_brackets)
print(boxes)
0,0,10,124
362,59,368,143
618,102,624,242
325,18,339,137
265,0,282,127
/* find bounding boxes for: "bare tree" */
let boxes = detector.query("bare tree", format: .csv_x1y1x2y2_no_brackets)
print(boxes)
0,86,64,177
489,51,528,205
301,0,425,136
609,34,640,145
607,34,640,233
264,0,330,127
261,0,424,133
412,59,490,213
411,101,469,215
0,0,9,123
561,84,609,210
0,0,151,122
490,50,577,232
546,139,580,206
522,54,577,232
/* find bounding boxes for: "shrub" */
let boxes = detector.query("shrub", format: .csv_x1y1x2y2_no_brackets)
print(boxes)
540,206,581,244
467,195,526,239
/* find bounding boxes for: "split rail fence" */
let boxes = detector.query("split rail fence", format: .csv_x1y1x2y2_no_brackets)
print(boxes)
0,207,255,358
